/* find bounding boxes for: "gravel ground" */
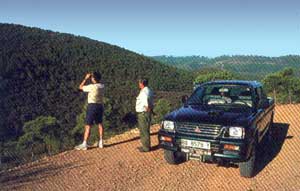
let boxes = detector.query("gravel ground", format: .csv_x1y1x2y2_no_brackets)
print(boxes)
1,104,300,191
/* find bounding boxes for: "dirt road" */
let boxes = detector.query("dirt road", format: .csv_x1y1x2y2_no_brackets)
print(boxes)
1,104,300,191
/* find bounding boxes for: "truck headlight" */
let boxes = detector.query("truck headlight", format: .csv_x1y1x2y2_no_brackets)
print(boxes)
162,121,175,131
229,127,245,138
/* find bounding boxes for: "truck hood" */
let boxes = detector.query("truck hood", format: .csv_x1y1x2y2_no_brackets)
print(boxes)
164,105,254,127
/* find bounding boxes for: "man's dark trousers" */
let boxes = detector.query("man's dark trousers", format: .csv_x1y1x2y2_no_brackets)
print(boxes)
137,112,151,151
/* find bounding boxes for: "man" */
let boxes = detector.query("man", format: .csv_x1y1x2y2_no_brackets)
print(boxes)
135,79,154,152
75,72,105,150
220,91,232,103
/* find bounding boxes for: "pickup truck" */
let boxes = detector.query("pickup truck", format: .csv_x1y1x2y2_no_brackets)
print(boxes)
158,80,275,178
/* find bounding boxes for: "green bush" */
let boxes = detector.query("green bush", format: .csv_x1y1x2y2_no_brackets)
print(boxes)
153,99,172,124
17,116,61,158
194,69,235,84
263,68,300,104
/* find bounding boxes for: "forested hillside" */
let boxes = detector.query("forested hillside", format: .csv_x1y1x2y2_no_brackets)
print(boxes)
0,24,193,167
153,55,300,80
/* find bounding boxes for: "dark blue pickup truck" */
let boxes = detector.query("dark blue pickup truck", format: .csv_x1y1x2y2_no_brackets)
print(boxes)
158,80,275,178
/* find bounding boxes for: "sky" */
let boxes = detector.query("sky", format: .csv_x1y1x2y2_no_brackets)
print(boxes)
0,0,299,57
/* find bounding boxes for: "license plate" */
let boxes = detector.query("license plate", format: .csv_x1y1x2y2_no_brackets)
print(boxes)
181,139,211,149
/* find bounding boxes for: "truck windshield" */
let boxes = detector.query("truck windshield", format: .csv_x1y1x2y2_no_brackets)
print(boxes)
187,84,253,108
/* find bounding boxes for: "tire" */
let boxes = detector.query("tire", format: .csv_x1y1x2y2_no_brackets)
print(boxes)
239,142,257,178
164,150,184,164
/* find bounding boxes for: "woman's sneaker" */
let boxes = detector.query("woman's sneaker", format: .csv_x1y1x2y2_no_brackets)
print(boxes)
99,139,103,148
75,143,88,150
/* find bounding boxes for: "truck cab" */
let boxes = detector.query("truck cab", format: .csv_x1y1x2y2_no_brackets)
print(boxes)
158,80,275,178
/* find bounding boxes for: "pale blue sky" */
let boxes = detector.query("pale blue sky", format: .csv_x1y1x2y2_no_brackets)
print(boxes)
0,0,299,57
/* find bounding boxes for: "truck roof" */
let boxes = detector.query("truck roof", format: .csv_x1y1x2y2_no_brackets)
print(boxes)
196,80,262,88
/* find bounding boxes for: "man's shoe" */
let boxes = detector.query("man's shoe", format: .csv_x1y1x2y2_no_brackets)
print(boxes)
137,147,150,153
74,143,88,151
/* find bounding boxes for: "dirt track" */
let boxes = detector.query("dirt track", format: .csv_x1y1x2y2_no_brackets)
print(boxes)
1,104,300,191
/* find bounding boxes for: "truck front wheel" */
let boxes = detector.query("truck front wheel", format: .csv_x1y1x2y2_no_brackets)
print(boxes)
239,143,257,178
164,150,184,164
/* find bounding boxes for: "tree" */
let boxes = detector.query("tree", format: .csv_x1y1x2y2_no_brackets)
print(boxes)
291,78,300,103
263,73,282,103
153,99,172,124
263,68,300,104
194,69,235,84
17,116,61,159
280,68,295,104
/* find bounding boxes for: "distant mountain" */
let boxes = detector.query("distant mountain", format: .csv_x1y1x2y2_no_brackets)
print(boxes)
152,55,300,80
0,24,193,147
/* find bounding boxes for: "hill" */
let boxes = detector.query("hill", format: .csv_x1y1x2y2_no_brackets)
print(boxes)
0,24,194,166
152,55,300,80
0,104,299,191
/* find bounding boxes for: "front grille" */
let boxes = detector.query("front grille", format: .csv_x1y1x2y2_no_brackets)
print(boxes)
210,142,220,152
176,122,222,137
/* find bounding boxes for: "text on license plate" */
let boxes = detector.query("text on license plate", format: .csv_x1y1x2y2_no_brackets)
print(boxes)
181,139,211,149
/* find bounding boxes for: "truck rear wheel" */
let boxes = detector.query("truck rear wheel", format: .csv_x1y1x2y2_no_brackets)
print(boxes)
239,143,257,178
164,150,184,164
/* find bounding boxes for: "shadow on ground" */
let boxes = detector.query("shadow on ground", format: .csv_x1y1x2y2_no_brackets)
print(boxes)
105,132,158,148
0,160,88,190
254,122,290,176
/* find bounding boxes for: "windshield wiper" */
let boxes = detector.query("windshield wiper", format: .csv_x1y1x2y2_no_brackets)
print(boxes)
187,102,202,105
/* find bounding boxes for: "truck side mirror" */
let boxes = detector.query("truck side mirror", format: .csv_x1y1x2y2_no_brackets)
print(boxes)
261,99,269,109
181,95,189,104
